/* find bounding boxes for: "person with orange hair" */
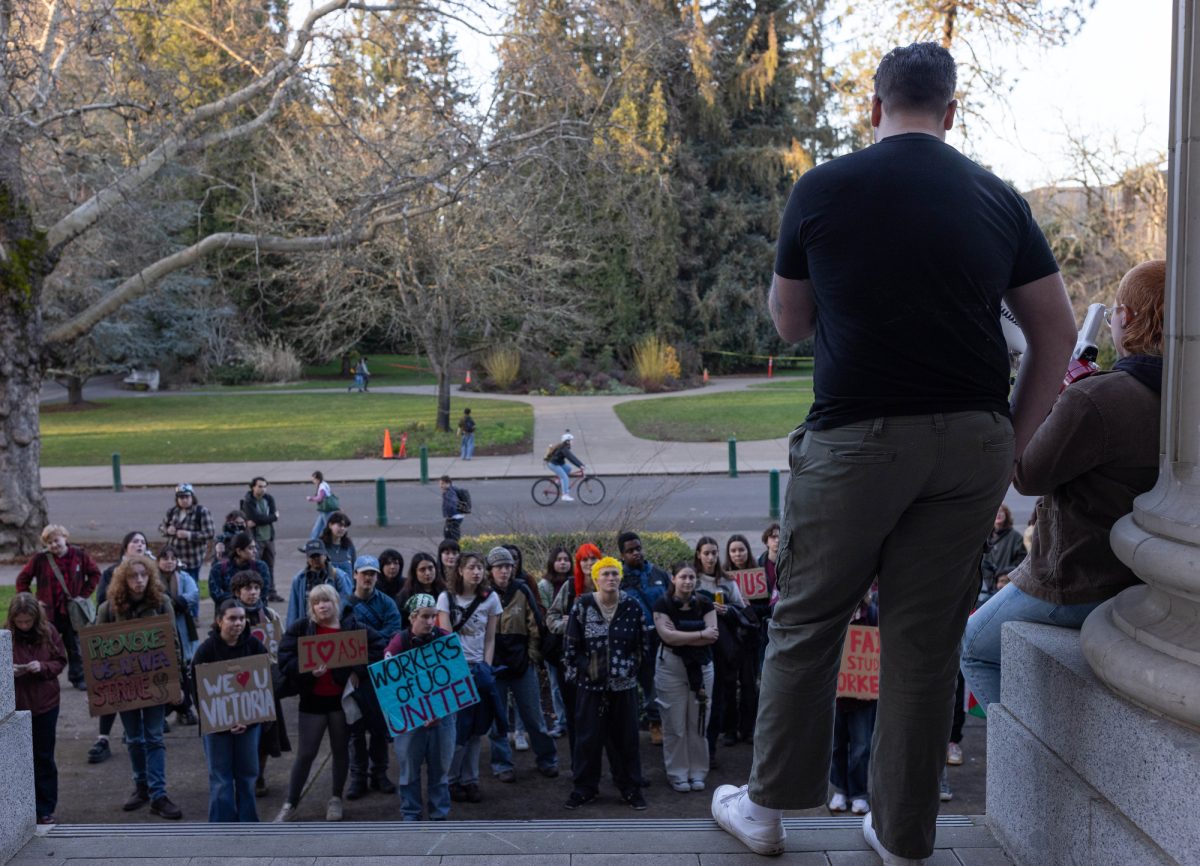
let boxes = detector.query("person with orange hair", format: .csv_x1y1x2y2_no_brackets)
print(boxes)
545,542,602,757
962,259,1166,711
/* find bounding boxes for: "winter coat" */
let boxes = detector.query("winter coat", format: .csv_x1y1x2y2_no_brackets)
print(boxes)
12,625,67,715
16,547,101,617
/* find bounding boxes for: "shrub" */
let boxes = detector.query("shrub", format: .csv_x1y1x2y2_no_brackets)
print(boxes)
211,363,256,386
243,338,303,383
461,531,693,577
483,346,522,391
632,335,682,392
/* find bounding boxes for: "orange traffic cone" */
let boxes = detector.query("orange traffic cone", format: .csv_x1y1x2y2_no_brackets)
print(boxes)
398,431,408,459
768,356,774,378
382,429,394,459
703,367,709,384
465,369,472,385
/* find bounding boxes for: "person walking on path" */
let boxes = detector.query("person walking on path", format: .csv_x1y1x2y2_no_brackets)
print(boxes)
16,524,100,692
439,476,467,542
158,483,215,578
306,471,337,540
458,408,476,460
191,599,269,822
8,592,68,826
545,432,584,501
241,477,284,602
710,42,1075,863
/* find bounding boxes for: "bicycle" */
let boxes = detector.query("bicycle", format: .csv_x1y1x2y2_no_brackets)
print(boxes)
531,466,606,506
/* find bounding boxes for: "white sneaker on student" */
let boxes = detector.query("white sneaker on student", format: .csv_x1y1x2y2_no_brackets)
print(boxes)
851,798,870,815
862,813,925,865
711,785,785,857
326,796,343,821
828,792,848,812
561,495,575,502
273,802,296,823
514,731,530,751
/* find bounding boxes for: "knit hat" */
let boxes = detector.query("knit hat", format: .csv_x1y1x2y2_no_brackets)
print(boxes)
573,543,602,596
405,593,438,615
486,546,515,568
591,556,623,587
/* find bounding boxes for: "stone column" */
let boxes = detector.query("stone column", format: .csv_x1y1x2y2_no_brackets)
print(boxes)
0,630,34,860
1080,0,1200,729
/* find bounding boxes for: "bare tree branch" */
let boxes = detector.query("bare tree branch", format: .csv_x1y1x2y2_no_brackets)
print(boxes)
27,99,151,130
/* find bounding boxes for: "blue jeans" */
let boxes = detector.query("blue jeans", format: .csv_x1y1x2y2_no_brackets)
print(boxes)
394,718,456,820
546,664,568,731
461,433,475,460
831,702,877,799
550,462,571,496
121,704,168,800
203,726,262,822
961,582,1101,709
310,511,329,540
488,667,558,773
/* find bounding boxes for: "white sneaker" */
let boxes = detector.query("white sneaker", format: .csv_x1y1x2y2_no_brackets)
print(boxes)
560,495,575,502
851,798,870,815
862,813,924,865
273,802,296,823
690,779,706,791
946,742,964,765
514,731,530,751
711,785,785,857
828,792,848,812
671,780,691,792
326,796,343,821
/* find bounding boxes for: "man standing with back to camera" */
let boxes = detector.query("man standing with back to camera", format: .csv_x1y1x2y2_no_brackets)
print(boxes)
711,43,1076,864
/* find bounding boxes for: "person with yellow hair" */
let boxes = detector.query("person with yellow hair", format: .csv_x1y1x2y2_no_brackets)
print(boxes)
562,556,648,811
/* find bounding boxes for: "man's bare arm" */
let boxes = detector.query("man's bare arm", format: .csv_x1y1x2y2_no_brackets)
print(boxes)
1004,272,1077,461
770,273,817,342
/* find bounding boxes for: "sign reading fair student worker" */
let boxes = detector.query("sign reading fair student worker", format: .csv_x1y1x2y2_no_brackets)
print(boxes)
837,624,881,700
81,614,181,717
728,568,769,601
368,633,480,734
297,629,368,673
195,654,276,735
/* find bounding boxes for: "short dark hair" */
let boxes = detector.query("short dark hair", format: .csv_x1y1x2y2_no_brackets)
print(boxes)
230,531,255,555
250,476,267,489
440,475,452,484
873,42,956,118
617,531,640,553
231,570,264,593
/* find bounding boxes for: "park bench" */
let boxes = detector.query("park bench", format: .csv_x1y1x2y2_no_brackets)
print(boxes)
123,368,161,391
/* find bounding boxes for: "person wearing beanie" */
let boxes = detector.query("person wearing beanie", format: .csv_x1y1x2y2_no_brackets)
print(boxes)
386,594,456,821
562,557,648,811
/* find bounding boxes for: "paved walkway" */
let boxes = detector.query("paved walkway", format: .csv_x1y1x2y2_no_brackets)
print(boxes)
20,816,1011,865
39,376,799,489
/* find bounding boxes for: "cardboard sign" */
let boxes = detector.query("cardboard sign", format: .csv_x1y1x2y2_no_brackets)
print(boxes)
368,633,480,734
836,624,880,700
248,617,282,662
195,654,276,734
81,614,181,716
728,568,769,601
297,629,368,672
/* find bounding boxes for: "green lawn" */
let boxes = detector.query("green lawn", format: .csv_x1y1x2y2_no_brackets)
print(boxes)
614,386,813,442
41,393,533,465
212,353,439,391
748,377,814,390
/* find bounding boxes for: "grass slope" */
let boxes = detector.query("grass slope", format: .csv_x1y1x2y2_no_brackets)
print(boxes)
614,385,813,442
41,393,532,466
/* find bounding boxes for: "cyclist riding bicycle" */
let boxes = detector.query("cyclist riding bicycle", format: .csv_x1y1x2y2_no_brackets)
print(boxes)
545,432,585,502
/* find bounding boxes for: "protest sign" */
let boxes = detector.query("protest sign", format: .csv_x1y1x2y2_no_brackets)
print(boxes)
836,624,880,700
81,614,181,717
297,629,368,672
248,617,282,660
728,568,769,601
368,633,480,734
195,654,276,735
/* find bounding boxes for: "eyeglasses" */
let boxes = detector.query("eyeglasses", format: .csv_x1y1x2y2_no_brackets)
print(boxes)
1104,304,1132,325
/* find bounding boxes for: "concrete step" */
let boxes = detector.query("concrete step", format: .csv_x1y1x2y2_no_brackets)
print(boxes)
18,816,1009,865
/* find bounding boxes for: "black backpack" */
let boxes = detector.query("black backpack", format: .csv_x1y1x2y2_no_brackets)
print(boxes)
455,487,472,514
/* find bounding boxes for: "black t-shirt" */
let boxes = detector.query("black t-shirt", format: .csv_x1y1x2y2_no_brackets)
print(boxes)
653,594,715,664
774,133,1059,430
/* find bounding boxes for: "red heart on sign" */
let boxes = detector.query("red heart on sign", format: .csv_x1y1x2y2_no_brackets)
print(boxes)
317,641,335,663
235,671,251,688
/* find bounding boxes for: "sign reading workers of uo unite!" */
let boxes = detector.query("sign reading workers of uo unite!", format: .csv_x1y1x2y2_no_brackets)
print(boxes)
81,614,181,717
368,633,480,735
836,624,881,700
727,568,770,601
195,654,277,735
297,629,368,673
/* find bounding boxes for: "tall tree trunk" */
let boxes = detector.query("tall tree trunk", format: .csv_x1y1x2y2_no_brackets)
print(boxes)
63,374,84,406
0,164,51,556
436,365,451,433
340,352,353,378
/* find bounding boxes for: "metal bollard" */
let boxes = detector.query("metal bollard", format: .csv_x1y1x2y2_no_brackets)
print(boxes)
419,445,429,485
728,437,738,478
769,468,780,520
375,477,388,527
112,453,123,492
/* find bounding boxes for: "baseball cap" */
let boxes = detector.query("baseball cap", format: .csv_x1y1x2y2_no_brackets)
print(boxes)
561,432,574,442
175,483,194,496
354,555,381,573
486,546,515,568
303,539,326,557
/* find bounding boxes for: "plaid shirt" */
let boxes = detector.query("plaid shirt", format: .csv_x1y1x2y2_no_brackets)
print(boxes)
16,546,101,617
158,504,215,573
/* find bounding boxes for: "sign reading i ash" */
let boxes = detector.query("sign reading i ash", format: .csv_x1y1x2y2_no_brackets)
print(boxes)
195,654,277,735
297,629,368,673
368,633,480,734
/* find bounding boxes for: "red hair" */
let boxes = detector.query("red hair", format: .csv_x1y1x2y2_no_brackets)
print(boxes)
573,543,602,596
